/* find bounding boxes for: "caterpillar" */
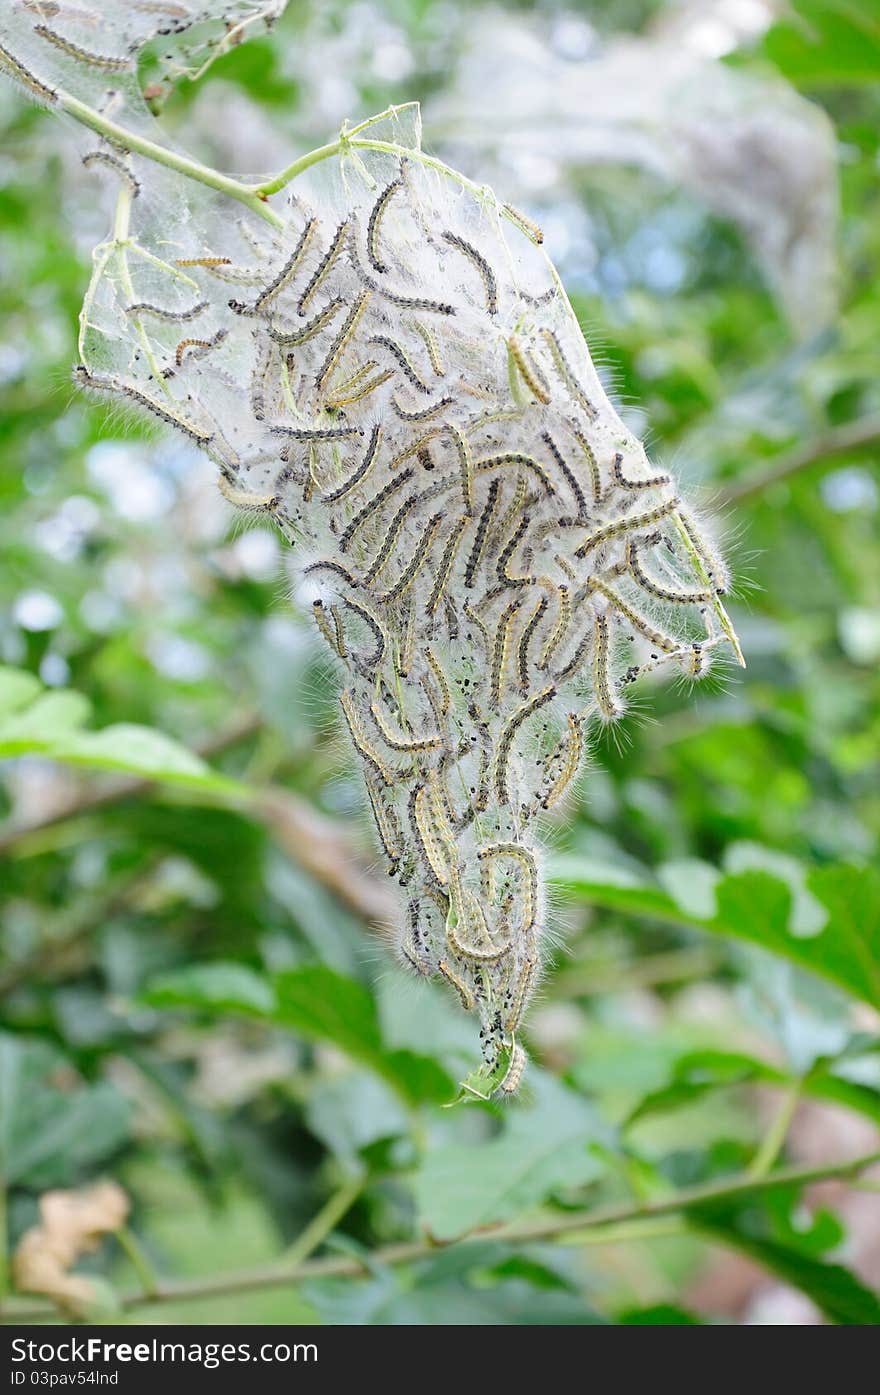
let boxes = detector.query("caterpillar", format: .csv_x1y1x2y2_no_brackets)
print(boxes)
425,515,469,616
0,40,57,103
340,689,398,786
366,173,404,274
412,320,445,377
442,231,498,315
174,330,227,367
464,478,501,587
503,202,544,245
370,700,440,753
368,335,432,394
73,366,213,445
253,218,317,311
611,451,671,491
494,686,556,805
126,299,208,322
574,497,679,558
592,613,623,720
380,511,444,603
540,431,587,518
508,336,551,404
588,578,680,655
325,366,394,409
392,395,454,423
339,468,415,552
517,594,549,690
297,219,349,315
267,297,345,346
540,329,598,422
81,150,140,198
539,712,583,809
315,290,372,391
490,597,524,709
33,24,131,71
322,424,382,503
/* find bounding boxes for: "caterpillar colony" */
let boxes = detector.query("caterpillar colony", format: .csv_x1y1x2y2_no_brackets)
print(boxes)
0,0,744,1096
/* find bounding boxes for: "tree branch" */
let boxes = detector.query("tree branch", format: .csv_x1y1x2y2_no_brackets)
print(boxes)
717,416,880,505
52,87,284,228
2,1149,877,1321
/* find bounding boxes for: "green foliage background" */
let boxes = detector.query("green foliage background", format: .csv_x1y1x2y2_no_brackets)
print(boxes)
1,0,878,1325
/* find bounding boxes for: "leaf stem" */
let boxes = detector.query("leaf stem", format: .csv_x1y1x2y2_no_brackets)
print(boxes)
114,1227,160,1301
749,1079,803,1178
278,1174,365,1266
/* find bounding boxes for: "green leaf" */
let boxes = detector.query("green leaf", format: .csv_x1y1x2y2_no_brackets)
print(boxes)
143,963,454,1106
144,962,277,1015
627,1043,880,1129
763,0,880,87
695,1195,880,1325
619,1303,702,1325
0,1034,131,1187
550,854,880,1010
413,1072,613,1240
0,665,240,794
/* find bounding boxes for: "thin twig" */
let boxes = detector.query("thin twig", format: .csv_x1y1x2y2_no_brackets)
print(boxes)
2,1149,877,1321
717,417,880,505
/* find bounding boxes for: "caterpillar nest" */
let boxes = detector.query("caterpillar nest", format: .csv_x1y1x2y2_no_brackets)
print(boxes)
0,6,743,1097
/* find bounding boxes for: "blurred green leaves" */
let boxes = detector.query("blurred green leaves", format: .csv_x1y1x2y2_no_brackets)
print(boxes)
0,1035,130,1188
551,851,880,1010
